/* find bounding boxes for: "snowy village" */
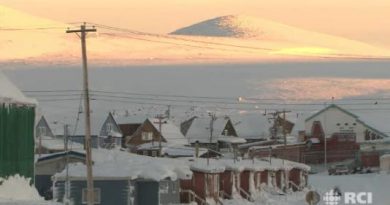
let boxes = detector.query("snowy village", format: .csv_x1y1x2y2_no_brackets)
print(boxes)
1,1,390,205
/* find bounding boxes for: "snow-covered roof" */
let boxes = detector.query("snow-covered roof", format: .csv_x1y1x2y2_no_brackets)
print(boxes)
286,113,307,136
0,71,36,105
217,136,247,144
148,118,189,146
136,142,208,157
190,160,226,174
37,136,84,151
184,116,232,143
353,110,390,138
71,113,107,136
230,114,271,140
306,104,390,139
380,154,390,160
114,115,147,125
54,149,192,181
186,157,310,173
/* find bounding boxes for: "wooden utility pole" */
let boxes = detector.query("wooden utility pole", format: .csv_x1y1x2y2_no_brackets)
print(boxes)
155,114,167,156
207,113,217,166
66,23,96,205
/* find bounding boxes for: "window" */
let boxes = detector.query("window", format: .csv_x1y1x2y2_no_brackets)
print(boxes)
152,151,157,157
336,123,340,126
82,188,101,204
37,126,46,137
141,132,153,141
345,123,349,126
142,150,148,156
106,123,113,132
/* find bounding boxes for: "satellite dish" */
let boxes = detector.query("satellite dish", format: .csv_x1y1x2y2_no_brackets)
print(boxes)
305,191,320,205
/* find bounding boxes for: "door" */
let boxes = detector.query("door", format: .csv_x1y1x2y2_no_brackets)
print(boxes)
135,181,159,205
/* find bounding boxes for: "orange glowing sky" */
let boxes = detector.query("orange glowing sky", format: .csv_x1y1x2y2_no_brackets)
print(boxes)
1,0,390,47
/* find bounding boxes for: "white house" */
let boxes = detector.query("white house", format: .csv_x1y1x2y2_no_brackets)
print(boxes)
305,104,389,143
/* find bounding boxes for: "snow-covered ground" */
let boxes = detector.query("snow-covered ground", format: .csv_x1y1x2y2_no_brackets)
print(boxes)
3,61,390,129
0,175,60,205
222,173,390,205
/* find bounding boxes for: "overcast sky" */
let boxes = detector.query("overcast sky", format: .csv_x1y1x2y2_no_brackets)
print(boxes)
2,0,390,47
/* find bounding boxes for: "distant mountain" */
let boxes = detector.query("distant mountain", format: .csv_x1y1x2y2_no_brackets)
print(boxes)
171,15,377,46
0,6,388,66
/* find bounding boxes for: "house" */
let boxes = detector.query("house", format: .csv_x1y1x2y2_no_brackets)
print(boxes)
98,112,123,149
230,114,272,143
249,120,360,164
70,113,120,149
35,116,84,154
114,115,147,147
125,118,189,152
35,151,86,199
181,116,245,151
0,71,36,179
53,149,192,205
305,104,389,143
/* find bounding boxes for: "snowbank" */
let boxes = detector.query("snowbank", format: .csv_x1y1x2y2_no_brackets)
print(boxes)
0,175,41,201
0,71,36,105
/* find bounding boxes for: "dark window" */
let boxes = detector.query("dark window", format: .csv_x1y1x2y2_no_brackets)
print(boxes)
345,123,349,126
336,123,340,126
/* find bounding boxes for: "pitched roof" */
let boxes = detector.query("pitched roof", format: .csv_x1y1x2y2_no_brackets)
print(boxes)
114,114,148,125
230,114,271,139
305,104,358,122
0,71,36,105
183,116,232,143
306,104,390,139
148,118,189,146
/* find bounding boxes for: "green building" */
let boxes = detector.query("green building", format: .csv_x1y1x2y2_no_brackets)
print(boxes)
0,71,36,179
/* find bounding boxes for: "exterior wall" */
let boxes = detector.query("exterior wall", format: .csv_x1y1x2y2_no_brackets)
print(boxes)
259,170,268,187
191,171,219,203
127,120,166,147
305,106,384,143
275,170,282,189
71,135,99,148
35,175,52,199
289,168,301,191
54,180,130,205
180,117,196,136
240,170,251,196
54,179,179,205
0,104,35,179
192,172,206,202
119,123,142,148
179,179,193,203
99,113,121,137
158,180,181,205
220,171,233,198
360,152,380,167
36,116,55,138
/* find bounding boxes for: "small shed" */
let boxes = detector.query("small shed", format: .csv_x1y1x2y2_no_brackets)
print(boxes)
380,154,390,174
35,151,86,199
188,162,225,205
53,149,192,205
